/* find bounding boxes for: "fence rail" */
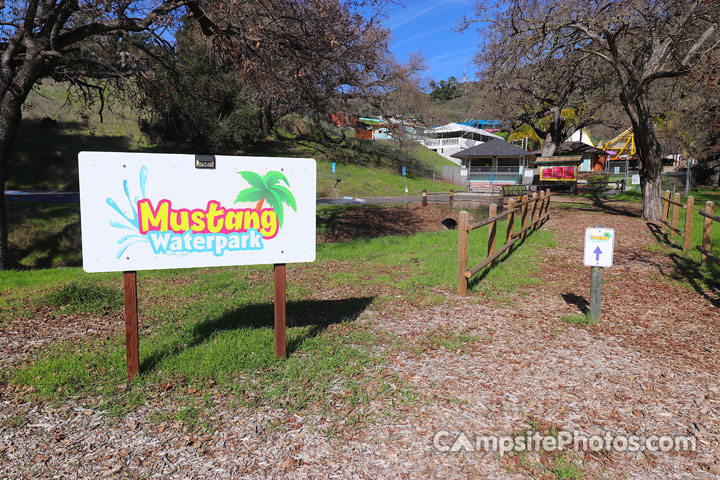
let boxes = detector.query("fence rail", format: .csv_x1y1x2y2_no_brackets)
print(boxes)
457,190,551,295
660,190,694,251
698,201,720,267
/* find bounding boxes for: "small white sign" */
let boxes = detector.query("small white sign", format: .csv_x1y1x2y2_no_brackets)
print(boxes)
613,166,620,174
523,168,534,177
460,168,468,177
79,152,316,273
631,174,640,185
584,228,615,267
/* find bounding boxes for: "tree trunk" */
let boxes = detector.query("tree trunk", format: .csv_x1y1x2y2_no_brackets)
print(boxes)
0,97,24,270
0,52,45,269
620,90,664,221
539,107,566,156
260,104,274,138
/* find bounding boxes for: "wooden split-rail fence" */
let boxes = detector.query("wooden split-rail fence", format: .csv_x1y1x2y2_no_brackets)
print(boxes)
457,190,552,295
660,190,694,251
698,200,720,267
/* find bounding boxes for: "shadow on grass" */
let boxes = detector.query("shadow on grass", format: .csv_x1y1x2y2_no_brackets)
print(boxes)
646,222,720,307
7,202,82,269
646,222,683,251
139,296,374,374
666,254,720,308
589,193,641,218
9,118,132,191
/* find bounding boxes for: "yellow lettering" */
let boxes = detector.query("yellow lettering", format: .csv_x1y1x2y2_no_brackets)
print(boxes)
243,210,260,231
169,210,190,232
138,199,169,234
260,210,278,238
191,210,206,232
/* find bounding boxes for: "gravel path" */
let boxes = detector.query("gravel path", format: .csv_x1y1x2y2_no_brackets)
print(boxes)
2,201,719,479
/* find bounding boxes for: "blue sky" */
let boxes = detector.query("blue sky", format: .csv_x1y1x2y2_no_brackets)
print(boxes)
383,0,480,86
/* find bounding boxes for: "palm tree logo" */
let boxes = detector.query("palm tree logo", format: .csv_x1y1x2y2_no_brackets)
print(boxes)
235,170,297,227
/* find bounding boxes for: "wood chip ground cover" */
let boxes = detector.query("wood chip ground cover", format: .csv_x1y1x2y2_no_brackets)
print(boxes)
1,199,719,479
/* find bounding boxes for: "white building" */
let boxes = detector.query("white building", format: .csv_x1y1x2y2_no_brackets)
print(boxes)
418,123,503,165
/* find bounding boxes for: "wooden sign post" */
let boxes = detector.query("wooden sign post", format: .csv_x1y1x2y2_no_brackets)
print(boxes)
123,271,139,380
273,264,287,358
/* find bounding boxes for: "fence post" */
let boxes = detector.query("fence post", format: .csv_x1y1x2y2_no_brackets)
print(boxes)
672,192,681,232
683,196,694,252
520,194,529,241
702,201,714,267
422,189,427,207
662,190,671,232
544,189,551,219
506,199,516,243
488,203,497,258
536,191,545,226
530,192,539,227
457,210,469,296
449,189,454,208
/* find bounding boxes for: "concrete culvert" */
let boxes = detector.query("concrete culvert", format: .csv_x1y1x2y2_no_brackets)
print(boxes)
441,218,458,230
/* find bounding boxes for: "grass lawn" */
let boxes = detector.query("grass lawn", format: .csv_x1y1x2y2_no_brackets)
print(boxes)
6,202,81,268
2,216,554,413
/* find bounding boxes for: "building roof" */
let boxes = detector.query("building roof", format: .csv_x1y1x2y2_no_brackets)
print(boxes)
431,122,503,140
535,155,584,165
554,141,608,156
451,138,534,158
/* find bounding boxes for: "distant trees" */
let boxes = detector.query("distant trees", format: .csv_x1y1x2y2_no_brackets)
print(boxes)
429,76,462,101
468,0,720,220
0,0,211,269
474,48,613,156
138,25,261,153
0,0,406,269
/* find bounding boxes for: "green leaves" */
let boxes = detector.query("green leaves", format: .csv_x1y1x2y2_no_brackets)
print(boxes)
235,170,298,227
239,171,266,189
263,171,290,188
234,188,266,204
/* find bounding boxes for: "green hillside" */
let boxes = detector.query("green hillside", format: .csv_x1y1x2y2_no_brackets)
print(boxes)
10,82,458,196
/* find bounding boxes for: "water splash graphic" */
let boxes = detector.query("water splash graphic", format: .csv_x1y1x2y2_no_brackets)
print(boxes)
107,166,151,259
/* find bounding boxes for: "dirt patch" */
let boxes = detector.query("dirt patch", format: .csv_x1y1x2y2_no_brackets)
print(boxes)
317,203,483,242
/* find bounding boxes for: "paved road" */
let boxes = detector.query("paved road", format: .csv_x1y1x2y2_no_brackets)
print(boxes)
6,191,495,205
5,190,80,203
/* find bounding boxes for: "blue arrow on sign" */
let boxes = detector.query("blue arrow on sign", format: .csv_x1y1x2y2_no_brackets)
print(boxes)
402,166,406,176
332,162,336,173
593,246,602,261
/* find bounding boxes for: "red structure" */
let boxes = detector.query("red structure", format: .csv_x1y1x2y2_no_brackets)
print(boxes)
328,111,357,127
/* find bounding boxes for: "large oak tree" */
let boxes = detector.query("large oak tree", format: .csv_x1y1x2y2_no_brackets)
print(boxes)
0,0,396,269
470,0,719,220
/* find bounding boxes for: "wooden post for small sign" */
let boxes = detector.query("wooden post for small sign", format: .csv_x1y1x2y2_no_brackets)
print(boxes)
422,189,428,207
273,263,287,358
590,266,602,320
123,271,139,380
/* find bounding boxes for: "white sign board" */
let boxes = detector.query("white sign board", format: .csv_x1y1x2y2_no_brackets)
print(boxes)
583,227,615,267
631,174,640,185
79,152,316,273
613,166,620,174
460,168,468,177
